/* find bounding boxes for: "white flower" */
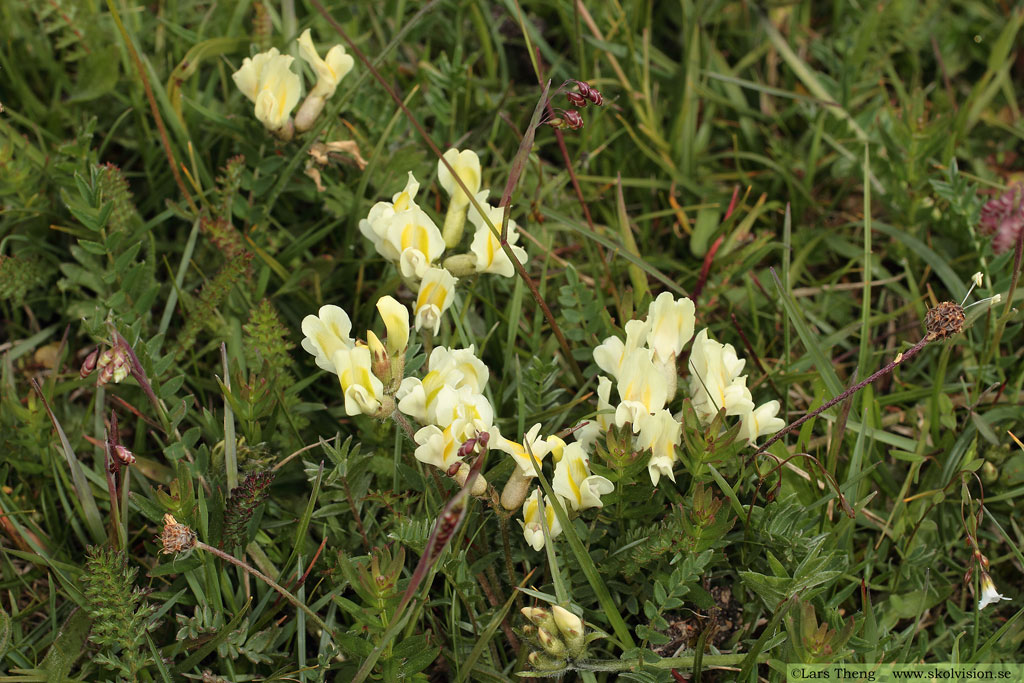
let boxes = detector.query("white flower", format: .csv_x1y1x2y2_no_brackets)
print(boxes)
438,148,482,210
231,48,301,132
521,489,562,551
332,347,386,417
297,29,353,99
688,328,754,422
414,267,457,334
737,400,785,445
467,191,528,277
593,319,650,382
301,305,354,373
635,409,681,486
646,292,695,364
494,423,552,476
978,572,1011,611
552,443,613,511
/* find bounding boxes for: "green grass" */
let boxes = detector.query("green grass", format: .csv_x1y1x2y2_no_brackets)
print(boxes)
1,0,1023,681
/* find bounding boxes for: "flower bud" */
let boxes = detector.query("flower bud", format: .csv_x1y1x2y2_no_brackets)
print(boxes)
113,444,136,466
453,462,487,497
537,626,567,658
527,650,565,671
441,253,478,277
366,330,395,390
500,467,531,510
80,349,99,378
566,91,587,108
521,607,556,632
96,345,131,385
563,109,584,130
552,605,585,653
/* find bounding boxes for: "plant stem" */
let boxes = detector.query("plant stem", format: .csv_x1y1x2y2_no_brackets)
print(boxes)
196,541,334,641
753,334,934,457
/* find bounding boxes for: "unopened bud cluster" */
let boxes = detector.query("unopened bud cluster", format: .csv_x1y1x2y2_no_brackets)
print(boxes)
547,79,605,131
521,605,597,671
81,343,132,385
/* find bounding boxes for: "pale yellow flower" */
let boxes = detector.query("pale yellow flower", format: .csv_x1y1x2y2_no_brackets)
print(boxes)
413,424,463,472
521,489,562,551
593,319,650,382
613,349,668,428
382,205,445,279
332,347,386,417
646,292,695,364
737,400,785,445
414,267,457,334
301,305,354,373
375,295,409,359
438,148,482,209
978,572,1011,611
635,409,681,486
439,149,482,247
297,29,353,99
552,442,613,511
232,48,301,133
358,173,421,258
688,328,754,422
494,423,552,476
467,191,528,277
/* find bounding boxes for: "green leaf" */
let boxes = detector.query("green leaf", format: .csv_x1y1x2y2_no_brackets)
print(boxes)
39,608,92,680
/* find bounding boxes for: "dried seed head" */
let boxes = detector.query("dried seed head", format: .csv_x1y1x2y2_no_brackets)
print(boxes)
924,301,965,340
159,514,197,554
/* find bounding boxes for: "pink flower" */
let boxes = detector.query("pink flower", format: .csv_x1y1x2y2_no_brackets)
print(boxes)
978,183,1024,254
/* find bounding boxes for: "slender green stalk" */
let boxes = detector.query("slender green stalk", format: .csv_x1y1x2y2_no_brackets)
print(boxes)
196,541,334,640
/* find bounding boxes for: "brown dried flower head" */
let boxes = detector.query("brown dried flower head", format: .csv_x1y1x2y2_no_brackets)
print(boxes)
924,301,965,340
159,513,197,555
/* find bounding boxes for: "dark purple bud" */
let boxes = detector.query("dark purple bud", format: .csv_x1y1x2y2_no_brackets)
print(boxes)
574,80,594,100
566,91,587,108
563,110,584,130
